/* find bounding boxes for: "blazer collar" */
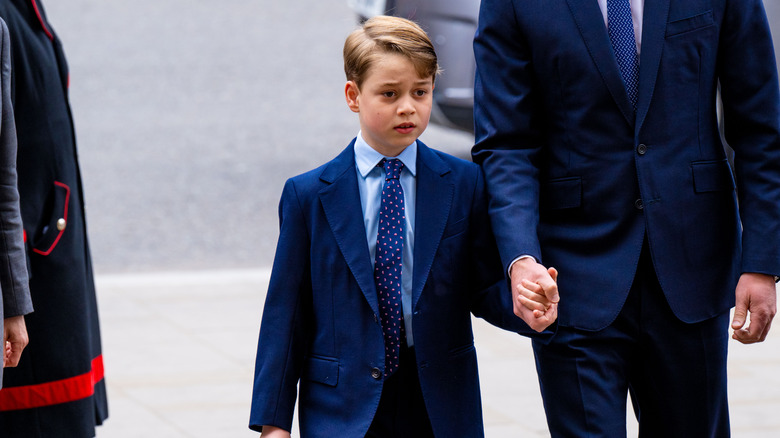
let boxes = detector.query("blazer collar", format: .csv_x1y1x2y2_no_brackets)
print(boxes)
319,140,379,314
411,141,453,309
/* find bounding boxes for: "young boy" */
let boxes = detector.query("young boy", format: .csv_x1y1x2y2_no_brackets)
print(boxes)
249,16,545,438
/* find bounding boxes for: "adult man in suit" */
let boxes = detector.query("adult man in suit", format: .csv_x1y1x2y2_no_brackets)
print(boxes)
0,16,31,386
473,0,780,435
0,1,107,436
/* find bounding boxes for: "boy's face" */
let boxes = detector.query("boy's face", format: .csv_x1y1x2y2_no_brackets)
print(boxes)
345,53,434,157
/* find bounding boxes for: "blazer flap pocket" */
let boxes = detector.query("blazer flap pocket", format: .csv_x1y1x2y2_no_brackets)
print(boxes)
541,176,582,210
691,159,736,193
666,11,714,38
32,181,71,256
302,355,339,387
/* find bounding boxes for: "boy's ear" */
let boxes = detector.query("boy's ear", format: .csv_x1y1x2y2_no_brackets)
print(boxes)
345,81,360,113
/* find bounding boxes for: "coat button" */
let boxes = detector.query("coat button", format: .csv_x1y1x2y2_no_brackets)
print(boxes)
637,143,647,155
634,198,644,210
56,218,67,231
370,368,382,380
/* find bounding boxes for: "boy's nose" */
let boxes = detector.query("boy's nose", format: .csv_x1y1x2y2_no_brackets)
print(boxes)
398,98,416,115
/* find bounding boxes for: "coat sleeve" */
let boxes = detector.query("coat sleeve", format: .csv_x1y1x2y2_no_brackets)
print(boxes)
0,17,32,319
249,178,312,433
472,0,545,271
466,167,556,340
718,0,780,276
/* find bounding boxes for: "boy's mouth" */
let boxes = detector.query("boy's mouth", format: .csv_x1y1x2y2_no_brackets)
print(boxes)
395,123,416,133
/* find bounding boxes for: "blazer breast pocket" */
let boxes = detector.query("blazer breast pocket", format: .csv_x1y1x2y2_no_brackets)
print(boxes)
30,181,71,256
441,216,467,241
666,11,714,38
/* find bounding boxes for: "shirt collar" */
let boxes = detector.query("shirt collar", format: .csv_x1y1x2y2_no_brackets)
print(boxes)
355,131,417,178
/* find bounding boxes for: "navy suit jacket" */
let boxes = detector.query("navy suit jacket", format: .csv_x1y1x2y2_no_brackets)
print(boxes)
250,140,530,437
473,0,780,331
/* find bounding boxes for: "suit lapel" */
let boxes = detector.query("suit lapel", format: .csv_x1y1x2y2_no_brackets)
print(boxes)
635,0,671,134
566,0,636,127
411,142,453,309
319,142,379,314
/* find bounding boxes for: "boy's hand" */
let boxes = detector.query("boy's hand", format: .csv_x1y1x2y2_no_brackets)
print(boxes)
510,258,559,332
260,425,291,438
731,272,777,344
3,315,29,368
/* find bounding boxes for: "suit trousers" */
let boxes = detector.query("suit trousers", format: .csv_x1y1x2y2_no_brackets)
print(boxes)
366,345,435,438
532,244,730,437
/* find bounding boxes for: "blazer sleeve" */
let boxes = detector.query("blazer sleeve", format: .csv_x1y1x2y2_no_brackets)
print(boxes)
471,0,545,271
717,0,780,276
467,167,556,340
0,17,32,319
249,178,312,433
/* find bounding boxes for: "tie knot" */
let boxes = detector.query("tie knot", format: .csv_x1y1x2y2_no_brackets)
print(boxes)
381,159,404,180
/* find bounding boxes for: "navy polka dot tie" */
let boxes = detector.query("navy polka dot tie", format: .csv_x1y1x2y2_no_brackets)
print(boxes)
608,0,639,110
374,158,406,378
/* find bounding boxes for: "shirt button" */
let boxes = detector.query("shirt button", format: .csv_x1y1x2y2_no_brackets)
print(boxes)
635,198,644,210
637,144,647,155
370,368,382,380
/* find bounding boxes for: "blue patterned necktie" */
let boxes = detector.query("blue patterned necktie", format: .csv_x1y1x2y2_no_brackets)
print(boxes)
607,0,639,110
374,158,406,378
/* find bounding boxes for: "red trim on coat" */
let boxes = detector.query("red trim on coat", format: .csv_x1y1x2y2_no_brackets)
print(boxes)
32,181,70,256
30,0,54,41
0,355,105,411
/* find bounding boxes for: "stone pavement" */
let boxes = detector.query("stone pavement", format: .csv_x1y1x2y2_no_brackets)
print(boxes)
92,270,780,437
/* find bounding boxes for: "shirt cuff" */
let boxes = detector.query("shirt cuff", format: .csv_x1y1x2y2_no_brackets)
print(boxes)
508,254,537,276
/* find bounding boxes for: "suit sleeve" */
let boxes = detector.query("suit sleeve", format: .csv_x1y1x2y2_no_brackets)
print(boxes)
249,179,312,433
0,17,32,319
467,167,555,339
718,0,780,276
472,0,545,271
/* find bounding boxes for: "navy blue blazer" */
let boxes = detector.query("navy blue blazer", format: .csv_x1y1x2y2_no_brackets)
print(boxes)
250,140,529,437
473,0,780,331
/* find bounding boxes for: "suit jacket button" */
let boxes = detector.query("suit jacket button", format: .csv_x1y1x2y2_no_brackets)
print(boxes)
634,198,644,210
371,368,382,380
57,218,67,231
637,143,647,155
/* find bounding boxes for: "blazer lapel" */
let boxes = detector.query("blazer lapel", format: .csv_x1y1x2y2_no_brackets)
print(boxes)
411,142,453,309
566,0,636,127
319,142,379,314
635,0,672,134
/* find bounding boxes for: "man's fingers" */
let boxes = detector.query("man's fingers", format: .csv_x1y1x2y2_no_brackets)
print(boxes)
731,302,748,330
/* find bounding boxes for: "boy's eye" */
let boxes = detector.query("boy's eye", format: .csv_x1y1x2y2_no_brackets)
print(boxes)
414,89,428,97
382,91,396,98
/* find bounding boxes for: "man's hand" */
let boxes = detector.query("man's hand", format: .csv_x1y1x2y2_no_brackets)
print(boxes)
731,273,777,344
3,315,29,367
510,257,559,332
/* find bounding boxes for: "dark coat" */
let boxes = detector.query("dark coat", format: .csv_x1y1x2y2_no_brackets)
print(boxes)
0,1,107,436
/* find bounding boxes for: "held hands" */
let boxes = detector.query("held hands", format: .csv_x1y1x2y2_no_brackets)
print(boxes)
510,257,559,332
731,273,777,344
3,315,29,368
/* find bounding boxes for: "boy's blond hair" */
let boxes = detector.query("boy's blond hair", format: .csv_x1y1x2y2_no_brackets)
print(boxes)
344,15,440,88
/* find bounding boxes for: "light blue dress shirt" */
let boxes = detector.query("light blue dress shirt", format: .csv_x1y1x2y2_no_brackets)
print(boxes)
354,132,417,347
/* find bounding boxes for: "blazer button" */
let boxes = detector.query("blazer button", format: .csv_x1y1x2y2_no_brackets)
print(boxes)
635,198,644,210
57,218,67,231
637,143,647,155
370,368,382,380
